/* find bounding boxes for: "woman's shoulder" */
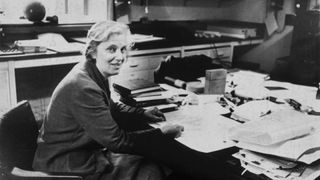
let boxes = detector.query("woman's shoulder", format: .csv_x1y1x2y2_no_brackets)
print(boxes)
57,62,100,92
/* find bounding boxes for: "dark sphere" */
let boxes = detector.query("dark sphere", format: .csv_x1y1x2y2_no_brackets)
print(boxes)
24,2,46,22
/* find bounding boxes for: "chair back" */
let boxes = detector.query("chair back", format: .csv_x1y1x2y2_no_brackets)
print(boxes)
154,55,223,83
0,101,39,171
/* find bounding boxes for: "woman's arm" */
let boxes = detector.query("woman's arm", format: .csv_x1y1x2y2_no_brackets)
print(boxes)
69,83,162,153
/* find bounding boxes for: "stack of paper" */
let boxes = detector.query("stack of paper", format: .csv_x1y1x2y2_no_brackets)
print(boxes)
229,109,320,179
233,150,320,180
131,34,164,43
37,33,83,53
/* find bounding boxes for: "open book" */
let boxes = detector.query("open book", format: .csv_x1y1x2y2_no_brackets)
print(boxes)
229,109,320,146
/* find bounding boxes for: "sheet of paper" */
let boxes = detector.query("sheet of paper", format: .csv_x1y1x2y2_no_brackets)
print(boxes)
229,110,320,146
265,11,279,36
298,150,320,164
152,104,240,152
37,33,82,53
235,130,320,161
231,100,287,122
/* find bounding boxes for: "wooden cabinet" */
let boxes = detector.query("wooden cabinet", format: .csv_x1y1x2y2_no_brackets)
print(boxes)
0,62,12,114
111,50,181,83
183,44,233,65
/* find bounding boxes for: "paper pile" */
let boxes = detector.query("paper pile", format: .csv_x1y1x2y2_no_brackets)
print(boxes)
229,109,320,179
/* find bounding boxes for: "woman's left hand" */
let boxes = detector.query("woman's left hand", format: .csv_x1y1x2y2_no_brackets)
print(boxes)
144,107,166,122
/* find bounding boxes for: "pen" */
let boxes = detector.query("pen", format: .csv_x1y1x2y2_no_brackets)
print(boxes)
285,98,301,110
222,96,236,110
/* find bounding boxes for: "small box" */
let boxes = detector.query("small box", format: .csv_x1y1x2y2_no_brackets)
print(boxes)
205,69,227,94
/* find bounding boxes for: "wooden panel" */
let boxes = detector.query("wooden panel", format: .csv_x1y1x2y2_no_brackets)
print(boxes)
0,67,11,115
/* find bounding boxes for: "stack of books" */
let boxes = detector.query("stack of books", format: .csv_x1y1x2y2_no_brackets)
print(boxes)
228,109,320,179
113,79,177,110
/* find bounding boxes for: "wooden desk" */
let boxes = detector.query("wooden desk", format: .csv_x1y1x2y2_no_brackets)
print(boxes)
155,71,320,180
0,39,263,117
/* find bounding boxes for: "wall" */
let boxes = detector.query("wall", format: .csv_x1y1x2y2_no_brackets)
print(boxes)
117,0,296,73
237,0,296,72
118,0,267,23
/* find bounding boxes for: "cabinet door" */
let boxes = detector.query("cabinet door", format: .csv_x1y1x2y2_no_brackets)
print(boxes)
0,62,12,114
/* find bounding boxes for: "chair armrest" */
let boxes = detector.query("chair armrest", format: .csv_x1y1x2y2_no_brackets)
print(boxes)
10,167,82,180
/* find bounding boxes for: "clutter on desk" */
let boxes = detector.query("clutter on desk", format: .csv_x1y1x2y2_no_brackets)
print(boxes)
229,109,319,146
232,149,320,180
230,100,286,122
229,109,320,179
224,70,320,179
113,79,188,110
113,79,167,107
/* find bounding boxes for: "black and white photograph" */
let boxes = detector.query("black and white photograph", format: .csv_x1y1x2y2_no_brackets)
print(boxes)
0,0,320,179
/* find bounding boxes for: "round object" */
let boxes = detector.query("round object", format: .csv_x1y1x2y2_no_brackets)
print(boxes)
24,1,46,22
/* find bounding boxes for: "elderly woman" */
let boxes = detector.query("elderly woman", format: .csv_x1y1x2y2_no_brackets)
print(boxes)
33,21,234,180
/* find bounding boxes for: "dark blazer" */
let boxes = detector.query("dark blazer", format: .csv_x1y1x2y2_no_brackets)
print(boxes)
32,59,162,176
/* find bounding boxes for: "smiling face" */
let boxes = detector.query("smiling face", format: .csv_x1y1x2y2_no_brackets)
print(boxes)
92,33,128,78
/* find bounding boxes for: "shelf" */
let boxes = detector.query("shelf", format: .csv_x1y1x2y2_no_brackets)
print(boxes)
0,23,93,35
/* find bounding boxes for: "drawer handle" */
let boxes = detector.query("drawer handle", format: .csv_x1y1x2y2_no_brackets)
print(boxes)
129,64,138,68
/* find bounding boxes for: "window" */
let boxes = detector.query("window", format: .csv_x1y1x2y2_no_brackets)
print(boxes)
0,0,112,24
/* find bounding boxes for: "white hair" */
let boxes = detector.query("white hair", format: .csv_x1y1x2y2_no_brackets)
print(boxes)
84,21,133,61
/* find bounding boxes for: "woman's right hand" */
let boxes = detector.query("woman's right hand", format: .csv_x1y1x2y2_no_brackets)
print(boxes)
160,124,184,139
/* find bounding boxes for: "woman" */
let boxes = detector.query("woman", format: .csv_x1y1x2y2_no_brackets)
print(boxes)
33,21,235,180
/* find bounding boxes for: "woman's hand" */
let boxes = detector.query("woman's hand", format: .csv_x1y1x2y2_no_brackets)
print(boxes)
160,124,184,139
143,107,166,122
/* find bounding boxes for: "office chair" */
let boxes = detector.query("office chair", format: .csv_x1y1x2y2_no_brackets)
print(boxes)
0,100,82,180
154,54,223,87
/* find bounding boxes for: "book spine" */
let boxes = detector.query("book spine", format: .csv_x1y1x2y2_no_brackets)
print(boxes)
120,97,168,107
113,83,130,95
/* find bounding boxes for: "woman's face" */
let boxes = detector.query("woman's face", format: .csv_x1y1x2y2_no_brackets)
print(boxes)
93,33,128,78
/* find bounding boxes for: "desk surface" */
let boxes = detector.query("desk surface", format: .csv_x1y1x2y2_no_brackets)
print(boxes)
152,95,240,153
151,70,320,180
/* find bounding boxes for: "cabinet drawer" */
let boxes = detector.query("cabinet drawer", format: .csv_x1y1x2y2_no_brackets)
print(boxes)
184,49,212,57
213,47,232,58
184,46,231,59
121,53,179,73
111,70,153,83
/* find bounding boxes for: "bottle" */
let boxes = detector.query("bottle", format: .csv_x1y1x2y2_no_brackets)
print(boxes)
164,76,186,89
